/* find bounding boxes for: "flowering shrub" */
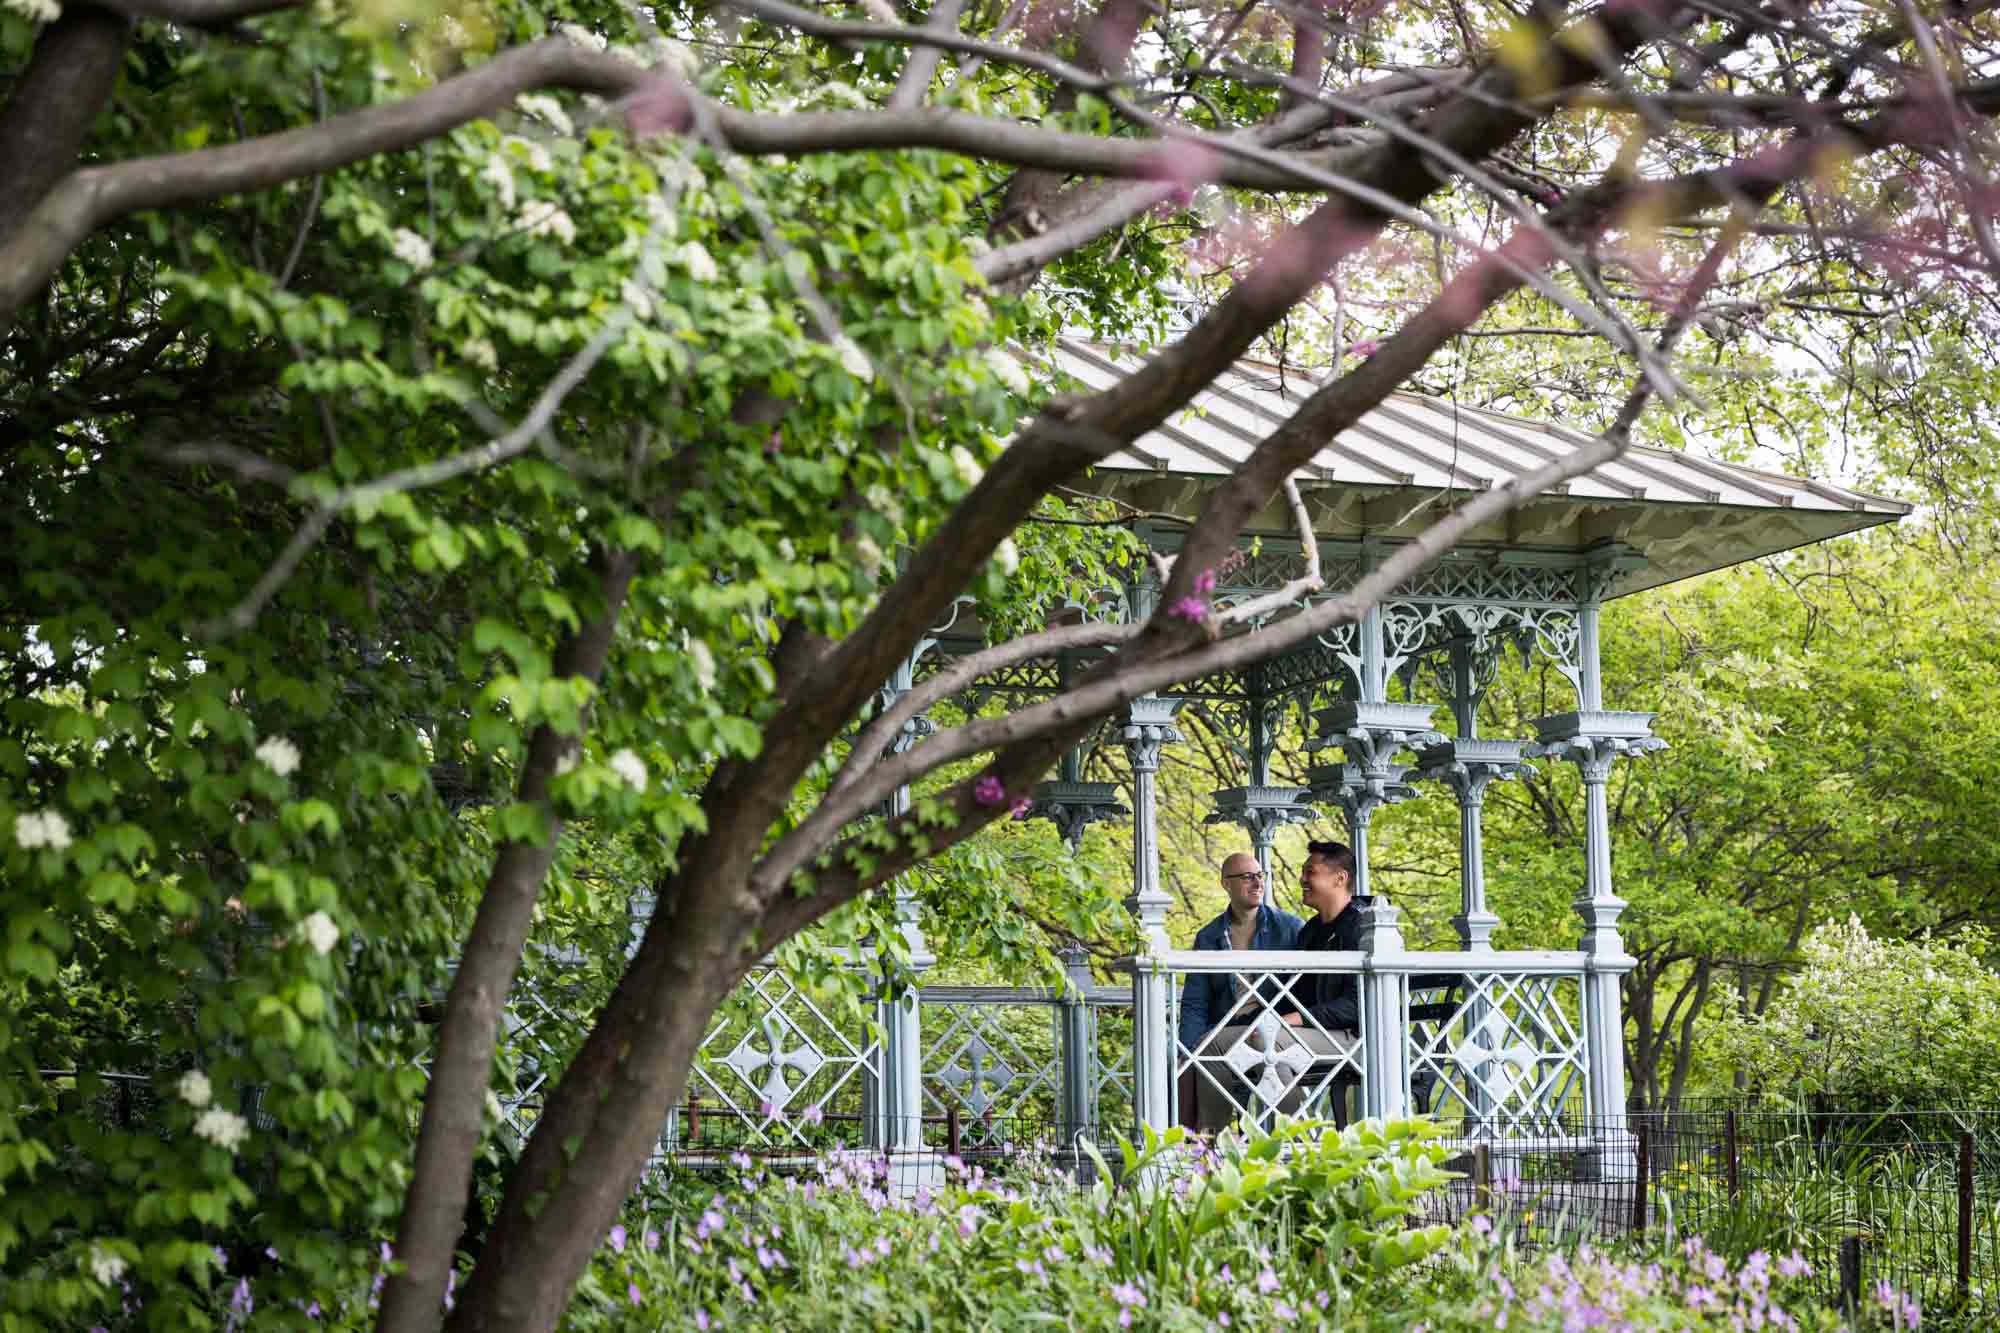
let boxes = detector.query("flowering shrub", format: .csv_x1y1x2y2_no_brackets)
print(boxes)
1401,1224,1921,1331
1711,917,2000,1107
556,1117,1457,1330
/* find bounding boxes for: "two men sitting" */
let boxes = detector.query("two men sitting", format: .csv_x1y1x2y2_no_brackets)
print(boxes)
1178,841,1364,1133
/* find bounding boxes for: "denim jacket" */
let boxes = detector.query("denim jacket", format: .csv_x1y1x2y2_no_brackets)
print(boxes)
1177,904,1304,1050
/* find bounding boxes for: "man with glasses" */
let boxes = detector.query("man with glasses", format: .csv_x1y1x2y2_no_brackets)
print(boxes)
1179,851,1304,1132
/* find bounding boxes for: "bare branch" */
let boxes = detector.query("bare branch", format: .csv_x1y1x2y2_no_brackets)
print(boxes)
824,618,1138,804
1211,478,1320,626
889,0,966,111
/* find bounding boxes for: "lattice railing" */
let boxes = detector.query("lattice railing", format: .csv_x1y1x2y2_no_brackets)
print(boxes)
1407,967,1588,1138
1168,959,1367,1129
1155,950,1606,1141
678,967,881,1149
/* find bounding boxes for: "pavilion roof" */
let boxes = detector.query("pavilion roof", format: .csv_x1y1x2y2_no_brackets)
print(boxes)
1041,340,1912,596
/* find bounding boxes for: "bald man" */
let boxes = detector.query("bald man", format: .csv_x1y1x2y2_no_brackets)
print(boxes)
1179,851,1304,1131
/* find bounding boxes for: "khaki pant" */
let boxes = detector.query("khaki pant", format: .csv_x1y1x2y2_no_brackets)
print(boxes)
1190,1022,1358,1134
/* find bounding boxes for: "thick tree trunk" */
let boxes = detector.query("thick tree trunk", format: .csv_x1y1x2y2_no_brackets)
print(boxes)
445,878,749,1330
0,6,131,245
378,550,638,1333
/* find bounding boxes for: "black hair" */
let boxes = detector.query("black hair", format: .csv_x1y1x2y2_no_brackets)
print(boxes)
1305,839,1356,880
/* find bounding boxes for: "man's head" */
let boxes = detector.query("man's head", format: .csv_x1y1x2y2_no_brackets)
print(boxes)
1300,839,1356,917
1219,851,1264,917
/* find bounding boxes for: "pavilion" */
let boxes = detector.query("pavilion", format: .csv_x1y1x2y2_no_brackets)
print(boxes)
654,338,1907,1176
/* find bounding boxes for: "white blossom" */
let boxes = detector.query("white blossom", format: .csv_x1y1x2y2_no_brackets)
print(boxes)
949,446,984,489
517,201,577,245
177,1069,213,1108
389,229,434,272
985,348,1030,395
255,736,301,777
854,536,885,577
4,0,61,23
777,539,796,562
865,484,903,525
13,809,72,851
435,14,470,48
193,1107,251,1152
679,241,719,283
463,337,498,373
479,156,517,209
89,1244,127,1287
652,154,704,194
504,135,553,175
558,21,606,50
994,537,1020,576
608,749,648,792
301,910,339,956
514,93,572,136
833,338,874,382
620,279,654,320
688,639,717,692
555,747,579,776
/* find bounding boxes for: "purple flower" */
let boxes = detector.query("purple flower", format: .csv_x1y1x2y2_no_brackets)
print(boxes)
802,1103,824,1125
1348,339,1380,358
1112,1281,1145,1308
973,775,1006,806
1193,567,1218,596
644,1228,660,1251
695,1310,710,1331
609,1224,626,1253
1010,794,1033,818
230,1278,253,1314
1257,1267,1279,1294
443,1268,456,1313
1167,595,1208,622
627,1282,642,1307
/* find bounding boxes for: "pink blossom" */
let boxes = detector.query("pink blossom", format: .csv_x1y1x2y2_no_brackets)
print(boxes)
1010,794,1034,818
1167,595,1208,622
973,775,1007,806
1192,567,1218,595
1348,339,1380,358
621,77,692,138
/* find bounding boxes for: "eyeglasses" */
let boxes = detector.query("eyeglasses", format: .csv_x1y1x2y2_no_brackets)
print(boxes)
1222,871,1264,883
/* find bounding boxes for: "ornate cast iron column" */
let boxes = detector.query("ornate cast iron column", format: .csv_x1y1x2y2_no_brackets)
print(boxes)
1412,644,1531,951
1356,897,1411,1121
1527,552,1662,1168
1305,698,1442,900
1207,689,1313,885
872,654,935,1154
1123,695,1182,1135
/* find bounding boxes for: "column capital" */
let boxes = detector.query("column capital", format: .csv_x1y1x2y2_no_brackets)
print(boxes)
1024,779,1129,851
1121,696,1184,770
1527,711,1666,781
1411,737,1535,802
1204,785,1316,842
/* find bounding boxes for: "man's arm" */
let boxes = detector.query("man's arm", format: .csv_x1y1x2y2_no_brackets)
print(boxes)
1178,971,1211,1050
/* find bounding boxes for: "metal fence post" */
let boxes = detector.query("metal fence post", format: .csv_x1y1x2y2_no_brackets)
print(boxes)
1960,1130,1975,1300
1630,1120,1649,1235
1058,949,1094,1151
1474,1142,1493,1217
1725,1109,1741,1202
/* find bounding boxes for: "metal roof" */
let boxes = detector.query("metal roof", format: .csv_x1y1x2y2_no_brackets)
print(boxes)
1032,339,1912,596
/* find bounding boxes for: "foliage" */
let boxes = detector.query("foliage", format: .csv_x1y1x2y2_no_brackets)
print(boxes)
1710,919,2000,1108
1404,1225,1919,1332
560,1116,1454,1330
